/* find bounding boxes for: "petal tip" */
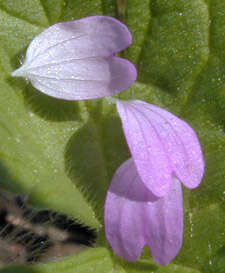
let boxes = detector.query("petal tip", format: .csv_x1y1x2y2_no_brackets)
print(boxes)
95,15,133,47
77,15,133,51
108,56,137,95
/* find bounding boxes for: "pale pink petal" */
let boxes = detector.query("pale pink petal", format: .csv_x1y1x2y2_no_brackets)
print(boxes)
116,101,172,197
104,158,183,265
116,100,204,194
11,16,136,100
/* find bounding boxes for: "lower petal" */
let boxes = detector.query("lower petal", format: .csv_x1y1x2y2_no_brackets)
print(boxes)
28,56,136,100
104,159,183,265
145,178,183,265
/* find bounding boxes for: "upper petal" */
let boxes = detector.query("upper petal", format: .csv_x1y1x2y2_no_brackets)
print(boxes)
116,100,204,193
104,158,183,265
26,16,132,61
116,101,172,197
145,103,205,189
11,16,136,100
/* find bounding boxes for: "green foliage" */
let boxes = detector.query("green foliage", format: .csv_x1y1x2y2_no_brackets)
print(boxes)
0,0,224,272
0,248,114,273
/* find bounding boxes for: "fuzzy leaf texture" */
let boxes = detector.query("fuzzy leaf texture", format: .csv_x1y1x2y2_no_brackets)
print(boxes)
0,0,224,273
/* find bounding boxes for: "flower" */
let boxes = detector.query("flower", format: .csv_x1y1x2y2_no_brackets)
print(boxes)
11,16,137,100
116,100,205,197
104,99,204,265
104,158,183,265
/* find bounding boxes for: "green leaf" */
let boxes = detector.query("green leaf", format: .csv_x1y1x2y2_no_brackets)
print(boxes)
119,258,202,273
0,0,49,26
0,248,114,273
0,0,224,272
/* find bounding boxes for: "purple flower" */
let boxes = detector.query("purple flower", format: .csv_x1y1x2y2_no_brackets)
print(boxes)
11,16,137,100
105,158,183,265
104,99,204,265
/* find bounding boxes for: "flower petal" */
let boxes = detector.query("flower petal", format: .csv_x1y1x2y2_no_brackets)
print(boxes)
116,101,172,197
26,16,132,61
104,158,183,265
146,177,183,265
11,16,136,100
25,56,136,100
146,103,205,188
116,100,204,195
